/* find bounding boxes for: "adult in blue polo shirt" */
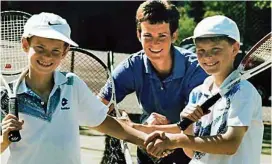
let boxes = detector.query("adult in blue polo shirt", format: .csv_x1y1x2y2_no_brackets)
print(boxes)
99,1,207,164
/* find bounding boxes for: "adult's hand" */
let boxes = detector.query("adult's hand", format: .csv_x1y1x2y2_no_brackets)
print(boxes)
145,112,170,125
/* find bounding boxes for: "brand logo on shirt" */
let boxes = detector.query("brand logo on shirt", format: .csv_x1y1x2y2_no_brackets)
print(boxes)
61,98,70,110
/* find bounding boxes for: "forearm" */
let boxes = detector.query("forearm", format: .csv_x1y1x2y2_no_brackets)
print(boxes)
1,136,10,153
182,124,194,158
133,123,181,134
169,133,241,155
94,116,147,147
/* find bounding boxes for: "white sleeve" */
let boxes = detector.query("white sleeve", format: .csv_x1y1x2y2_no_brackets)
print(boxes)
227,81,262,127
75,77,108,127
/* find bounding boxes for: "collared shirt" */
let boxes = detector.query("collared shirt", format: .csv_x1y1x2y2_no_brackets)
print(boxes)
187,70,264,164
100,46,207,123
1,71,108,164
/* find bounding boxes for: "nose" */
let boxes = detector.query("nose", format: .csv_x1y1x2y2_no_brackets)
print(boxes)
152,38,160,45
204,52,213,57
43,50,52,58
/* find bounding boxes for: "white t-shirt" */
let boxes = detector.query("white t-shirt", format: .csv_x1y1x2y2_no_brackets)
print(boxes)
4,71,108,164
188,70,264,164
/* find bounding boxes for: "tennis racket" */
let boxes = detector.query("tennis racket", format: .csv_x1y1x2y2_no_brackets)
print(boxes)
178,32,272,130
105,51,133,164
1,10,32,142
57,47,133,164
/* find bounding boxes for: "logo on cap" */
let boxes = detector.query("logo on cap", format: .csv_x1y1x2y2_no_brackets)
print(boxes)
48,21,61,26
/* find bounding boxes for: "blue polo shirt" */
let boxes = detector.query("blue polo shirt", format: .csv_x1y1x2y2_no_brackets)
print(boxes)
100,46,207,123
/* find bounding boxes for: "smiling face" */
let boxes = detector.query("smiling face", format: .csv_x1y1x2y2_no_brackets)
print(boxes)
22,36,68,75
137,21,177,63
195,38,239,79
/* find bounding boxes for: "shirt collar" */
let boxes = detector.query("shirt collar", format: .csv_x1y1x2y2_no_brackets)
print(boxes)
17,71,68,94
200,70,240,95
143,46,186,79
220,70,240,90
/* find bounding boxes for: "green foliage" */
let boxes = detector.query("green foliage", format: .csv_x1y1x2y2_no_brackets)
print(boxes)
254,1,271,9
174,1,270,46
175,4,196,46
203,1,246,18
204,11,224,18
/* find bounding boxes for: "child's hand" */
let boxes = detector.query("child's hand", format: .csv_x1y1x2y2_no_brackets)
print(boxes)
1,114,24,143
118,110,134,128
180,104,207,122
144,131,174,158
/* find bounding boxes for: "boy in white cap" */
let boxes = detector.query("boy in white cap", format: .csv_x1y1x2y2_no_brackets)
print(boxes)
0,12,166,164
143,15,264,164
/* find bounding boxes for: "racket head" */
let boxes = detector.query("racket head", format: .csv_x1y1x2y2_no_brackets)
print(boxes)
58,47,108,95
1,11,31,76
238,32,272,72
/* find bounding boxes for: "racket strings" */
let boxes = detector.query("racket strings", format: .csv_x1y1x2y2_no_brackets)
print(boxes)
1,13,30,75
58,50,108,95
242,35,272,71
101,109,126,164
106,72,133,164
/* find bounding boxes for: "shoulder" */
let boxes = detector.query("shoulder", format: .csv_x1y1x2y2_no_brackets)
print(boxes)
190,84,202,94
189,76,213,103
235,80,261,99
113,50,145,74
190,84,203,94
122,50,145,66
57,71,84,86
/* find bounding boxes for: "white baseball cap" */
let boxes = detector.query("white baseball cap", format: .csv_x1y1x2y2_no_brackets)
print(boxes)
193,15,240,43
23,12,78,47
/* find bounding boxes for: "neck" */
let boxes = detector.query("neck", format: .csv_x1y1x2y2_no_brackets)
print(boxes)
25,69,54,102
151,53,173,76
213,67,234,87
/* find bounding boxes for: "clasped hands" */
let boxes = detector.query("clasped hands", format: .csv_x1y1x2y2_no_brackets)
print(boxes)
144,130,174,158
120,104,205,158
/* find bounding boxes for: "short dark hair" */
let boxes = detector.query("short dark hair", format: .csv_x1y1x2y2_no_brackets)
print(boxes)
194,36,237,45
136,0,180,35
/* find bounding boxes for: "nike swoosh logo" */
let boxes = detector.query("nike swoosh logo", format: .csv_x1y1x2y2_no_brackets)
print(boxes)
48,22,61,26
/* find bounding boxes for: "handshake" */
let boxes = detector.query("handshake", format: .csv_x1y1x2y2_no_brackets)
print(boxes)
143,130,175,159
119,105,204,159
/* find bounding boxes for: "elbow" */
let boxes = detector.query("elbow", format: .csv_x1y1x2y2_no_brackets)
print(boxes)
224,141,240,155
225,150,237,155
183,148,194,158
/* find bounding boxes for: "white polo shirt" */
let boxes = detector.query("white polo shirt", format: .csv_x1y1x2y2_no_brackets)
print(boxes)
188,70,264,164
5,71,108,164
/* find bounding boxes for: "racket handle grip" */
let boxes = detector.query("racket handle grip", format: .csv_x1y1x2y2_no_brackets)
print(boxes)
177,93,221,131
8,97,21,142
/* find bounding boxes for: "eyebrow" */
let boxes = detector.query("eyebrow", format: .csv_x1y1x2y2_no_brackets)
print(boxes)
143,32,169,35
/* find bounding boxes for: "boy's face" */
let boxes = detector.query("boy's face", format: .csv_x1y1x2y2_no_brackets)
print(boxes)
137,21,177,63
22,36,68,75
195,39,239,77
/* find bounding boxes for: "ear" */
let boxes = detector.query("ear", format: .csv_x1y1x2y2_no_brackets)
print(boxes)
21,38,30,52
171,30,178,43
61,45,70,59
137,30,141,42
232,42,240,57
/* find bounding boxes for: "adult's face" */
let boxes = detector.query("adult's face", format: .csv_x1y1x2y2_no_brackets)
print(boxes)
137,21,177,64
